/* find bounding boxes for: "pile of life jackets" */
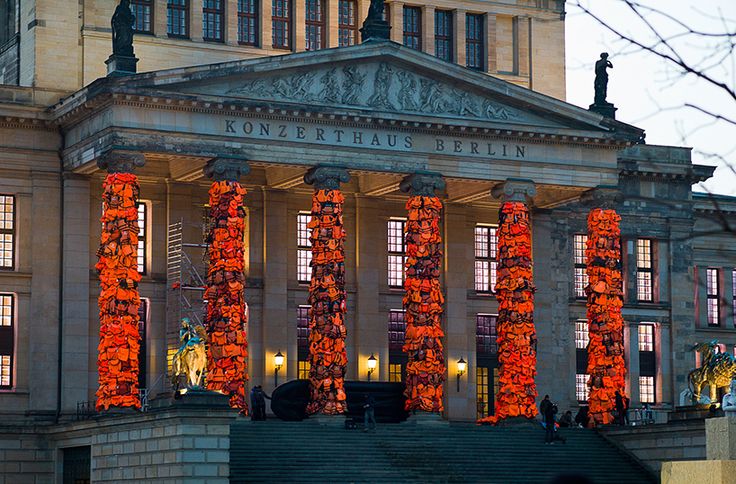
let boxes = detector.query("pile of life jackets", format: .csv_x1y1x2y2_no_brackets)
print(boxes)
403,195,446,413
585,208,626,425
306,189,348,415
95,173,142,411
479,201,538,424
204,180,249,413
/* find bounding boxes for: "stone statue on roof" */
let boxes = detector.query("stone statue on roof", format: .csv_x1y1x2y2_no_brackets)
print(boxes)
112,0,136,57
593,53,613,106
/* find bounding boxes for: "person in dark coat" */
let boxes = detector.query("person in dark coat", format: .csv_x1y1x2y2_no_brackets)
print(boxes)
250,386,259,421
574,406,589,428
544,401,557,444
363,394,376,432
559,410,573,428
615,391,625,426
253,385,271,421
540,395,551,422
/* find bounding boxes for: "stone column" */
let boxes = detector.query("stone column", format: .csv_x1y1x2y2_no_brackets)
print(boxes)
95,152,146,412
582,187,626,425
485,179,537,423
400,172,446,414
203,157,251,413
303,166,351,415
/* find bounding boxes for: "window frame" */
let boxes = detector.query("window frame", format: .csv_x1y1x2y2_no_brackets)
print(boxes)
638,324,654,352
238,0,259,45
338,0,358,47
387,218,407,288
476,366,490,419
0,293,15,389
167,0,190,38
575,373,589,402
297,212,312,284
0,195,15,271
434,9,453,62
272,0,292,50
573,234,588,299
636,238,655,302
639,376,655,404
575,320,589,350
476,313,498,355
388,309,407,382
305,0,326,51
136,202,148,275
465,13,484,70
203,0,225,42
707,268,720,327
474,225,498,294
402,6,422,51
130,0,154,34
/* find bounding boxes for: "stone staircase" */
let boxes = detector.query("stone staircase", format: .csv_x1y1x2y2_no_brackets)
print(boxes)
229,420,657,483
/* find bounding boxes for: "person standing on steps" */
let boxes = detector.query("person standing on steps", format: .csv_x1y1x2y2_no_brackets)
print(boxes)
623,393,630,426
615,391,625,426
363,393,376,432
254,385,271,421
540,395,551,424
544,399,557,444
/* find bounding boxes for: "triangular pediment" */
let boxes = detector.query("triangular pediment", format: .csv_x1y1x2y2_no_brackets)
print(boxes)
71,41,644,141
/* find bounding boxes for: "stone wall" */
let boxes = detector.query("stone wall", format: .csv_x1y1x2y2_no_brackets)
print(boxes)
0,395,239,483
601,421,706,474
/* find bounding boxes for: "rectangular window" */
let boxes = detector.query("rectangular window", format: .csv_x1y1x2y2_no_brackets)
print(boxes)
576,374,589,402
388,310,406,352
131,0,153,34
575,320,589,350
466,13,484,70
137,203,147,275
272,0,291,49
297,213,312,284
476,314,498,355
573,234,588,299
707,268,720,326
636,239,654,302
402,6,421,50
383,3,390,24
388,219,406,288
167,0,189,37
0,196,14,270
0,294,14,388
305,0,325,50
389,363,402,383
238,0,258,45
639,376,655,404
434,10,452,62
477,366,489,419
338,0,358,47
638,324,654,352
298,360,310,380
203,0,224,42
474,225,498,293
298,305,310,379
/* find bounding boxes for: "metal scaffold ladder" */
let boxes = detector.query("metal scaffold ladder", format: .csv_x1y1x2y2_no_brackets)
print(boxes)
167,220,208,330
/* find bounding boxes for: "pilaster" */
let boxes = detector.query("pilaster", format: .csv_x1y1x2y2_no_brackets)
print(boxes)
453,9,467,68
294,0,307,52
154,0,168,37
327,0,340,48
226,0,239,45
191,0,204,42
517,16,530,77
422,6,435,56
657,322,672,406
260,0,273,48
627,323,640,406
389,2,403,44
724,268,735,328
486,13,497,73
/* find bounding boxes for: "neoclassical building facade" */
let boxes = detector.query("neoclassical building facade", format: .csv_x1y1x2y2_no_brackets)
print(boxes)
0,0,734,427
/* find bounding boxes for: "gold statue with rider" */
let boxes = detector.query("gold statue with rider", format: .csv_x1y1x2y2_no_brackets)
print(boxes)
171,318,208,392
688,340,736,404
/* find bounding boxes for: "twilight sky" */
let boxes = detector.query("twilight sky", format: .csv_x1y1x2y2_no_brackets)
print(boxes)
564,0,735,196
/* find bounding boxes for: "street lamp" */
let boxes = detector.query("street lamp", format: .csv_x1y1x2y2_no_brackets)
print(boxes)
274,351,284,387
367,354,377,382
456,358,467,392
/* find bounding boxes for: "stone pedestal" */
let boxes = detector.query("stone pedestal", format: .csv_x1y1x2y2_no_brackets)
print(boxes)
707,416,736,460
589,102,617,119
662,416,736,483
105,54,139,76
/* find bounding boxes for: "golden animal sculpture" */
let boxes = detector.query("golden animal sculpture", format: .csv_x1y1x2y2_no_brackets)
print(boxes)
171,318,208,391
688,341,736,403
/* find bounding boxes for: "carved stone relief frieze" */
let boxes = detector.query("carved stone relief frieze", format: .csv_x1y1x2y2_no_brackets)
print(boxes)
223,61,524,122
